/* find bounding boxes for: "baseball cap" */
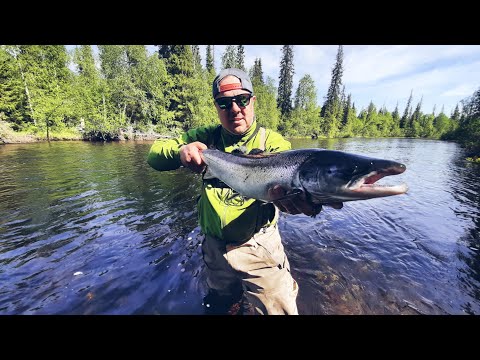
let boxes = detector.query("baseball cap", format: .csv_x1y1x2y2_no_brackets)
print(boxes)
212,68,254,99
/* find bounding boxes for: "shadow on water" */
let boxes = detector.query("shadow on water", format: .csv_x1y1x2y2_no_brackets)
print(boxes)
1,139,480,314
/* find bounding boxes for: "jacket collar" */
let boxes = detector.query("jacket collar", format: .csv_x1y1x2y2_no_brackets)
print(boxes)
220,120,258,146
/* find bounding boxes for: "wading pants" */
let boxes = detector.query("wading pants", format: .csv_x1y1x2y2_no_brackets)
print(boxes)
202,224,299,315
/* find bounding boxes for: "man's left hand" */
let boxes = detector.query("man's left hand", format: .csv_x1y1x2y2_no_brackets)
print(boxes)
269,185,319,216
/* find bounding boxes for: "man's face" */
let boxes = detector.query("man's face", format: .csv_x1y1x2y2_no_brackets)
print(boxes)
214,75,256,135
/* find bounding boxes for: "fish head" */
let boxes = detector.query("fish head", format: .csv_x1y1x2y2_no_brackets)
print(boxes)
298,150,408,203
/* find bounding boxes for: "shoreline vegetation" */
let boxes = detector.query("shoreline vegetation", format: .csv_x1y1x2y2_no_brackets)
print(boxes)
0,121,166,144
1,121,479,163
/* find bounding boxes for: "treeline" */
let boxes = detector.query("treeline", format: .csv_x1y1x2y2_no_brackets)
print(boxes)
0,45,478,157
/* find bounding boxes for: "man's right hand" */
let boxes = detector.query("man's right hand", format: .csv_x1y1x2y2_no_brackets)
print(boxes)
179,141,208,173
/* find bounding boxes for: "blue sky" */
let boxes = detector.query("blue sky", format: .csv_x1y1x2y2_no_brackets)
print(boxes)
70,45,480,117
199,45,480,117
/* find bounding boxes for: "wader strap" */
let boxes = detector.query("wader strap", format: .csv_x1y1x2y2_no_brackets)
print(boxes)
207,125,223,150
258,127,266,151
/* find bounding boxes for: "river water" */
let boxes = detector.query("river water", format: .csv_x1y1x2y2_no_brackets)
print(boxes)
0,138,479,315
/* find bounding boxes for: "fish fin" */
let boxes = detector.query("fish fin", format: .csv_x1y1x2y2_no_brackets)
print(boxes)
310,204,323,218
202,166,215,180
248,148,265,155
235,151,278,159
231,146,248,155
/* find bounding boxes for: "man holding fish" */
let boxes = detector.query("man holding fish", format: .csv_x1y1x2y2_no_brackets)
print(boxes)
147,68,407,315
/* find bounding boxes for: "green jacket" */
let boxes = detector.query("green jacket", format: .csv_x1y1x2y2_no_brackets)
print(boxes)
147,121,291,243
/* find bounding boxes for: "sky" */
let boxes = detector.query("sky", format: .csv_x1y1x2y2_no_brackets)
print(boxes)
70,45,480,117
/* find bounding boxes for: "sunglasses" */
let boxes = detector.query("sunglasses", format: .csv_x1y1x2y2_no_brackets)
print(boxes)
215,94,252,110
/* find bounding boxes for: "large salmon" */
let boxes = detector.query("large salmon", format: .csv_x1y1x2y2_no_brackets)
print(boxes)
201,148,408,204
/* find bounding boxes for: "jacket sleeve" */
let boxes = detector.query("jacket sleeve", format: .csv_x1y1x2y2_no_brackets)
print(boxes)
264,129,292,153
147,126,215,171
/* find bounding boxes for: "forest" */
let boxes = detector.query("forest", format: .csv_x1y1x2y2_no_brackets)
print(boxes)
0,45,478,160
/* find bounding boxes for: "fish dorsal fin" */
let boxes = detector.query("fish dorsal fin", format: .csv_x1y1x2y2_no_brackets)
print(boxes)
248,148,265,155
231,146,248,155
232,149,278,159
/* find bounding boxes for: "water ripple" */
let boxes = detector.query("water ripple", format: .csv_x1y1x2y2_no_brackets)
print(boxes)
1,140,479,314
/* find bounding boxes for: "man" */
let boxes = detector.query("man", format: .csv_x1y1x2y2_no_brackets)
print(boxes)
147,68,331,315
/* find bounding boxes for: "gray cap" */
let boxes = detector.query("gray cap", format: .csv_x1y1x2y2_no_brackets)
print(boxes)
212,68,254,98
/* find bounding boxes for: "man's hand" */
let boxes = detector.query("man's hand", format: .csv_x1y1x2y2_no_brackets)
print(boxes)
269,185,343,217
179,142,208,173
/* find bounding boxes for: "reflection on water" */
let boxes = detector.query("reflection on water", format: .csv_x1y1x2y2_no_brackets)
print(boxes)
0,139,479,314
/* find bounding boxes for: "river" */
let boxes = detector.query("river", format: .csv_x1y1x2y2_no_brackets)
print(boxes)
0,138,479,314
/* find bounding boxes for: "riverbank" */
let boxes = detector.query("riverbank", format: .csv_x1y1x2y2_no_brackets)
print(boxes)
0,121,168,144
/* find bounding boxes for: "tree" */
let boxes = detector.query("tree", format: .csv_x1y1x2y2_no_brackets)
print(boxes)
192,45,202,72
391,102,401,136
14,46,72,134
289,74,320,136
221,45,236,69
163,45,196,131
236,45,246,71
250,58,264,85
320,45,344,138
277,45,294,117
71,45,103,131
342,93,352,127
254,76,281,131
449,87,480,157
321,45,344,119
0,46,27,128
407,96,423,137
158,45,173,60
206,45,215,74
451,104,460,121
400,90,413,129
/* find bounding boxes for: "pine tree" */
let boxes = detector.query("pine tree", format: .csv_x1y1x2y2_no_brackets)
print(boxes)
192,45,202,72
411,97,423,124
277,45,294,117
206,45,214,73
250,58,264,85
163,45,196,130
158,45,173,59
471,88,480,118
342,93,351,127
392,102,400,125
236,45,246,71
408,96,423,137
321,45,344,119
400,90,413,129
320,45,344,138
221,45,236,69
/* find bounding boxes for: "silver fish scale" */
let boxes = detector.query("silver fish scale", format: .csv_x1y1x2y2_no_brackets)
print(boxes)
202,150,312,202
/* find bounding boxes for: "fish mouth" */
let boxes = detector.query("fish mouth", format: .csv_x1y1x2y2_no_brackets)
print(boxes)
348,164,408,197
